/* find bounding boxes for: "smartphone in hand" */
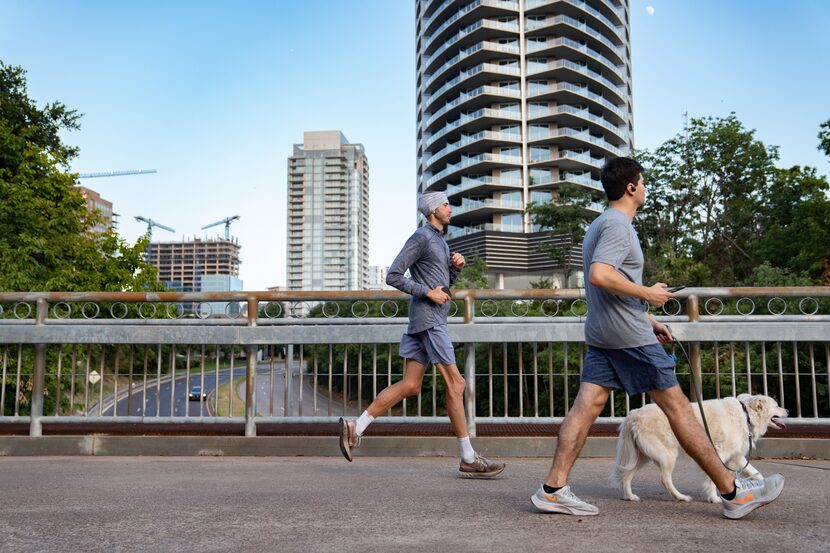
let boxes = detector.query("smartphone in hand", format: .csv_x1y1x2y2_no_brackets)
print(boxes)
667,285,686,293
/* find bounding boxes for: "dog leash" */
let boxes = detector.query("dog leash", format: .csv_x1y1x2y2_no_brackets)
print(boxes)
666,330,752,478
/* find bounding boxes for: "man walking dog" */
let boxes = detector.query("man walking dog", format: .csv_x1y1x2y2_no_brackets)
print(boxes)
531,157,784,518
338,191,504,478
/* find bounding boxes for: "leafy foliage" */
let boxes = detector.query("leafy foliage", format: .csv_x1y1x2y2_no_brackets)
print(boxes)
0,61,159,292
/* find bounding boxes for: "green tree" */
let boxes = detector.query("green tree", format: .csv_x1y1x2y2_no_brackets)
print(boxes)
819,119,830,158
452,256,488,289
637,114,779,285
527,182,597,286
0,61,159,291
752,166,830,281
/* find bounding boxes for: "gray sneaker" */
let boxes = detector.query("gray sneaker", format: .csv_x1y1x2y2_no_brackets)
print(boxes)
531,485,599,516
458,453,505,478
337,417,360,462
722,473,785,520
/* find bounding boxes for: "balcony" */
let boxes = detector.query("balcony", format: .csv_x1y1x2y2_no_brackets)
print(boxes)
422,107,522,152
526,36,627,86
528,104,629,145
527,127,625,157
526,59,627,105
445,175,524,199
446,221,524,239
422,84,522,133
422,62,521,114
526,82,627,125
423,130,522,172
421,40,521,95
526,14,625,65
423,152,523,189
451,198,524,224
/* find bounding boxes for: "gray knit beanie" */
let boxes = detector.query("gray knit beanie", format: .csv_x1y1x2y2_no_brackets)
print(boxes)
418,191,448,218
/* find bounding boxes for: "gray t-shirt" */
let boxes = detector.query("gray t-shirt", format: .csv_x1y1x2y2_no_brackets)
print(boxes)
582,207,656,349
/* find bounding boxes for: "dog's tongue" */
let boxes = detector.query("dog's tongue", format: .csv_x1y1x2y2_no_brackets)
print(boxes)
772,417,787,430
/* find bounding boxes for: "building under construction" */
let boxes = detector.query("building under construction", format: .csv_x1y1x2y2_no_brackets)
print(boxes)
147,237,241,292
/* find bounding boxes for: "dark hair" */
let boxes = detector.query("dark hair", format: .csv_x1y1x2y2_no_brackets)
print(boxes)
600,157,644,201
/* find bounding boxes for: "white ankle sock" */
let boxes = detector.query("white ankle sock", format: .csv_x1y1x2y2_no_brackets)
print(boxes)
458,437,476,463
355,411,374,436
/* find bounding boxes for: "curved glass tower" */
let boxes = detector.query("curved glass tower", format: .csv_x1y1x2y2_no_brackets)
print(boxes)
416,0,633,287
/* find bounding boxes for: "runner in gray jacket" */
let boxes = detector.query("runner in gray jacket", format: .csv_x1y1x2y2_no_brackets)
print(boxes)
338,191,505,478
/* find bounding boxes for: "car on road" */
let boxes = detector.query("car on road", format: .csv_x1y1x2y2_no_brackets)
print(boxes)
188,385,207,401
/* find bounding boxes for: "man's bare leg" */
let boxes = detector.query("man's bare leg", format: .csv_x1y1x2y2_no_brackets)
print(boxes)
344,359,426,445
434,362,468,438
545,382,611,487
648,385,734,493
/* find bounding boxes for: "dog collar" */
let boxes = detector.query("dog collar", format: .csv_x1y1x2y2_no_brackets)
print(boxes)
739,400,752,433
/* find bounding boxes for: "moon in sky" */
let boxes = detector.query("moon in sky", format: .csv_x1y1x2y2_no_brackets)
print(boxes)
646,5,655,15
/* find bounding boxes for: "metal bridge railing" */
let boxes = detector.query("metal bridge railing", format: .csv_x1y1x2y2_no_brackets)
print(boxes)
1,288,828,437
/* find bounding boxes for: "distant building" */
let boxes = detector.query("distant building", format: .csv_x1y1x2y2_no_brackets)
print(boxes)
416,0,633,287
367,265,392,290
199,274,244,317
286,131,370,291
78,186,114,233
147,237,241,293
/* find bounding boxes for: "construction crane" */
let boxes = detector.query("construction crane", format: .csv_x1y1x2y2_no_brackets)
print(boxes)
78,169,158,179
202,215,240,240
135,216,175,238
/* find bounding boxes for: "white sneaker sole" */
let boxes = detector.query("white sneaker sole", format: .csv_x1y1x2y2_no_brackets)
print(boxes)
722,484,784,520
531,494,599,516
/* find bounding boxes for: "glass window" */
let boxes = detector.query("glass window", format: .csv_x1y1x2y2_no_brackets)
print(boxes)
500,169,521,184
530,146,550,161
530,168,551,183
501,213,522,228
529,123,549,139
501,191,521,203
500,124,520,136
531,191,551,203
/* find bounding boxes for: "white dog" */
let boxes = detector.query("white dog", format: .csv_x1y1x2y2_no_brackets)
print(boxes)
610,394,788,503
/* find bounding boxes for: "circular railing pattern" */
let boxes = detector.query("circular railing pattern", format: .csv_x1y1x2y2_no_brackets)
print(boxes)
322,302,340,318
0,293,825,321
110,302,129,319
704,297,724,316
767,297,787,316
13,302,32,319
263,302,282,319
662,298,682,316
799,297,819,316
380,301,399,318
53,302,72,319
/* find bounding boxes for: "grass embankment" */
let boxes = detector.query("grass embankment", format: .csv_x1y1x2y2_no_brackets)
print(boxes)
213,376,246,417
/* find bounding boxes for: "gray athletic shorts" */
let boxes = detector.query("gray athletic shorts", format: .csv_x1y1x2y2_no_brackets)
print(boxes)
582,344,678,395
398,324,457,366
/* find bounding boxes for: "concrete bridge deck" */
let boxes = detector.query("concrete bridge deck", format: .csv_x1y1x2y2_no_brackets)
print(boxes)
1,456,827,552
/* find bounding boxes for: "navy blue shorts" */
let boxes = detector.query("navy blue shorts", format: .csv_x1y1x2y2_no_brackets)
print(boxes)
398,324,457,366
582,344,678,395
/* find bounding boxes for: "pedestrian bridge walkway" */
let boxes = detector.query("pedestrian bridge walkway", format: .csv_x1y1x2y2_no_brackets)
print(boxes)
1,456,826,552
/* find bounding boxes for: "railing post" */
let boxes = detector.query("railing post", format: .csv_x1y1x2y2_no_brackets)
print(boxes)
285,344,294,417
463,294,476,437
245,297,258,437
29,298,48,437
686,294,703,401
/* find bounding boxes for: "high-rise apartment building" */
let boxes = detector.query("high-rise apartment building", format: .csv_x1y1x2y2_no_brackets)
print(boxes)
78,186,115,233
286,131,370,291
416,0,633,287
147,237,241,292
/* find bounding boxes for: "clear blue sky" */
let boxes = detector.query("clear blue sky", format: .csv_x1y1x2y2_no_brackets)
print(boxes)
2,0,828,289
